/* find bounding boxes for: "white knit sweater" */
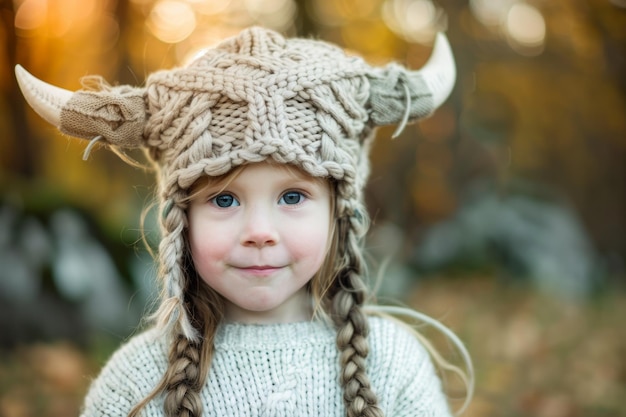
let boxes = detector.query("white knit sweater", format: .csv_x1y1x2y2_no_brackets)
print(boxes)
80,317,452,416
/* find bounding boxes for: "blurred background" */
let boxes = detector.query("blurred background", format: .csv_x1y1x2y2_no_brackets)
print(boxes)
0,0,625,416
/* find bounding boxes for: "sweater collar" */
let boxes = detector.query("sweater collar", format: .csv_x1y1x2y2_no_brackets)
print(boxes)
215,319,335,349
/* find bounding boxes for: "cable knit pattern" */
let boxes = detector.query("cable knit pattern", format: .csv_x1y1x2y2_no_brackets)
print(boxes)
80,317,451,417
15,27,462,416
16,27,456,345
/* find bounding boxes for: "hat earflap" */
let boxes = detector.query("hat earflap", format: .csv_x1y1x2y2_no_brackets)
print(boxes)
15,65,147,156
366,33,456,137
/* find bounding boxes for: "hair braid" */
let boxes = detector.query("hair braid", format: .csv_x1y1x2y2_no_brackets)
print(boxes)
159,230,224,417
162,336,202,417
130,198,224,417
331,211,384,417
157,199,204,417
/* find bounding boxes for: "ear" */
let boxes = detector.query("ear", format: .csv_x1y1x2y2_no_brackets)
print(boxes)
366,33,456,129
15,65,147,149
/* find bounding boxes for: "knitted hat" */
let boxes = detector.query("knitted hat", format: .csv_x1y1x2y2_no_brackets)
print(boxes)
16,27,455,340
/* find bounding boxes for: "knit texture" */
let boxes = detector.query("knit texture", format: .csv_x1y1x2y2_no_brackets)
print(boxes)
18,27,448,342
80,317,451,417
15,26,461,416
15,27,455,343
60,87,146,148
143,27,434,207
147,27,375,209
140,27,438,341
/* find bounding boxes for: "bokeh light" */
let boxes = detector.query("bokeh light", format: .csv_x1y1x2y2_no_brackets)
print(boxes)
469,0,547,56
193,0,232,16
469,0,518,27
504,3,546,55
244,0,297,31
49,0,98,38
14,0,48,32
3,2,626,416
147,0,197,44
244,0,290,15
382,0,440,44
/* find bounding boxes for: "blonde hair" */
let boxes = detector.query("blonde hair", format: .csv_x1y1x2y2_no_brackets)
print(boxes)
129,163,379,417
130,163,472,417
16,26,468,417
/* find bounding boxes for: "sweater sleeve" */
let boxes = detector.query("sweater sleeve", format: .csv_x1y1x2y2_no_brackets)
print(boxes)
368,317,453,417
79,329,167,417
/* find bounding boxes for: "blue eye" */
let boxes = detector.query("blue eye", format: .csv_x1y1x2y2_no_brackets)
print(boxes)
279,191,304,205
211,194,239,208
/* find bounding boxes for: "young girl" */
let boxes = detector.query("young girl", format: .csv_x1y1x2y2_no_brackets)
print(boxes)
16,27,472,417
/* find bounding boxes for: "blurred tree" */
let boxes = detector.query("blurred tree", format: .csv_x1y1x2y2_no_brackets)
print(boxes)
0,0,35,177
1,0,624,301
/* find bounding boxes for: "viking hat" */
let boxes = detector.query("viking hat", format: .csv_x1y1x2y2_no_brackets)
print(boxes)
16,27,455,340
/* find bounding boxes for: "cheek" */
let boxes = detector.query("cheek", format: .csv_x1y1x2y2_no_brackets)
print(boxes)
187,215,228,271
188,234,231,285
290,224,331,267
189,233,211,263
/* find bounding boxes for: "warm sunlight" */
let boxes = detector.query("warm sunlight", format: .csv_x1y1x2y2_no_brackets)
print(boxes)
3,1,625,416
146,0,197,43
504,3,546,55
14,0,47,32
244,0,297,30
469,0,517,27
382,0,439,44
193,0,233,15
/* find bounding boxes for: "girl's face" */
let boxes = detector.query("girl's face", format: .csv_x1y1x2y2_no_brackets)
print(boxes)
187,163,332,324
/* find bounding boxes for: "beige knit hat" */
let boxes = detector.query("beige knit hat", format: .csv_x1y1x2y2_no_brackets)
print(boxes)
16,27,455,340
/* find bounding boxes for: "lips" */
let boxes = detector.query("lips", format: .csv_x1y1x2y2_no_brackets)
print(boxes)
235,265,284,276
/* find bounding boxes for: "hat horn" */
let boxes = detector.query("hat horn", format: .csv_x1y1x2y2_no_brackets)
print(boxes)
15,65,72,128
15,64,147,150
418,32,456,109
367,33,456,129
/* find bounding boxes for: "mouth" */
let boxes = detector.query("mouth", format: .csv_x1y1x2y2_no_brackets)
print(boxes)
235,265,284,276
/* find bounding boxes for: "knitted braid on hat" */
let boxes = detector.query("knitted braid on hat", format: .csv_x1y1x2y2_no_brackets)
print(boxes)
15,26,458,417
140,30,375,348
331,197,384,417
152,194,198,340
158,198,203,417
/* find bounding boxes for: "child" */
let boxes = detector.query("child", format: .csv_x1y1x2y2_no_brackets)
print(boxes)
16,27,471,417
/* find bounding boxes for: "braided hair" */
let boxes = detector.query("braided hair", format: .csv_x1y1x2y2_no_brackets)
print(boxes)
128,195,225,417
15,27,460,417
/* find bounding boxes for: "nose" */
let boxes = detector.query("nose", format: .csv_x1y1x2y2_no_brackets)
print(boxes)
241,205,279,248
